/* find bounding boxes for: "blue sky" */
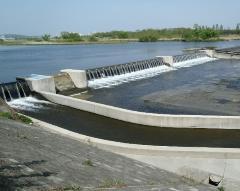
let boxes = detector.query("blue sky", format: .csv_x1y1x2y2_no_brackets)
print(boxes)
1,0,240,35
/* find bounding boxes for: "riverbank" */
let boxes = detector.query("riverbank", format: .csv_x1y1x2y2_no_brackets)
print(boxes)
0,117,216,191
1,34,240,46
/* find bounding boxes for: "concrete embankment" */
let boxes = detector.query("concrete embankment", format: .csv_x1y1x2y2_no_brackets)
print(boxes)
30,116,240,191
1,118,217,191
40,91,240,130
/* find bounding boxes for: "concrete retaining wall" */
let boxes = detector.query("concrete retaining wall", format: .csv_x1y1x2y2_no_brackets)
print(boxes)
26,76,56,93
213,52,240,59
39,91,240,129
32,116,240,191
61,69,87,89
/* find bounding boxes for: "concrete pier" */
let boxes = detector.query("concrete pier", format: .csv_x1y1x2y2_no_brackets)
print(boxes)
24,75,56,93
61,69,88,89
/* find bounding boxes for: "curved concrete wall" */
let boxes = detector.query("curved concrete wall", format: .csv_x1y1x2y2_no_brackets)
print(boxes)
39,91,240,129
31,116,240,190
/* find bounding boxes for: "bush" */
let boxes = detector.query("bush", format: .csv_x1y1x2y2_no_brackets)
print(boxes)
88,36,98,42
42,34,51,41
139,35,158,42
182,28,219,41
82,159,94,166
60,32,83,41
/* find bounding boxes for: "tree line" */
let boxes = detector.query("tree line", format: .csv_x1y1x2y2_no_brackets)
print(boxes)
40,24,240,42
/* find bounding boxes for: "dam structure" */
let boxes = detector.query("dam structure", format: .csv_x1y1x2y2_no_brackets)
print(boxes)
86,52,211,89
1,48,240,190
0,80,31,102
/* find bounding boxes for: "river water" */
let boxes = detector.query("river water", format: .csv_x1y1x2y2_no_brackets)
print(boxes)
3,41,240,147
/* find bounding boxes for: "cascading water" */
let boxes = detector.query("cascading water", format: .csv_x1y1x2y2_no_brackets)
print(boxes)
0,81,31,102
87,53,216,89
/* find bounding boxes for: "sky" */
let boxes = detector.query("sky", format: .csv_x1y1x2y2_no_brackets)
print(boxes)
1,0,240,36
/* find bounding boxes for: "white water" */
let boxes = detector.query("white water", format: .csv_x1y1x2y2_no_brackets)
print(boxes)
88,57,216,89
8,96,53,111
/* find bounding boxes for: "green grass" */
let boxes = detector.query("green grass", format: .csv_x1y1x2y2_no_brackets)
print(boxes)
218,187,225,191
82,159,94,167
0,112,32,124
98,178,126,189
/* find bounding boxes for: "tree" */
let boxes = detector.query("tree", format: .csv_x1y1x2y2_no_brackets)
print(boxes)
236,23,240,32
193,24,199,29
42,34,51,41
139,35,158,42
89,36,98,42
60,32,83,41
220,25,224,31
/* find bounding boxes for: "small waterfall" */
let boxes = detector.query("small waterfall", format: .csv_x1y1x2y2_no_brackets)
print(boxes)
17,81,27,97
86,53,216,89
1,86,7,102
0,81,31,102
15,83,21,98
5,86,13,101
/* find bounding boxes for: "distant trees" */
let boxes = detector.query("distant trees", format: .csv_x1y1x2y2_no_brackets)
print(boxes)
89,36,98,42
182,27,219,41
139,35,158,42
93,31,129,39
38,23,240,44
182,24,220,41
60,32,83,41
42,34,51,41
236,23,240,34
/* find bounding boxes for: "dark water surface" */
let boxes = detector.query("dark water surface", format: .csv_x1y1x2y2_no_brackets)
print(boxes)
19,102,240,148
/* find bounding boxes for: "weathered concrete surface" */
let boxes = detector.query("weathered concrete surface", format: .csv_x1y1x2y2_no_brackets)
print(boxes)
54,73,75,92
25,75,56,93
157,56,174,66
201,50,215,58
61,69,88,89
30,117,240,191
0,97,10,112
40,91,240,129
142,81,240,116
0,118,216,191
213,52,240,59
203,49,240,59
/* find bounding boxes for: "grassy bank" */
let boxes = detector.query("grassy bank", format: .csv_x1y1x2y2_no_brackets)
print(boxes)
0,112,33,124
1,35,239,46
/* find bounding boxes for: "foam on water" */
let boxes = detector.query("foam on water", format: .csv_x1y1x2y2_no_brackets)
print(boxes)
88,57,216,89
173,57,216,68
8,96,53,111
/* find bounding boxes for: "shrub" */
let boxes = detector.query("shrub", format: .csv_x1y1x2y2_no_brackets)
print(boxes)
88,36,98,42
82,159,93,166
139,35,158,42
60,32,83,41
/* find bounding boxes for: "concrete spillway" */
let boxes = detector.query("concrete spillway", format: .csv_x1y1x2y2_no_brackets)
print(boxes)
0,80,31,102
86,52,212,89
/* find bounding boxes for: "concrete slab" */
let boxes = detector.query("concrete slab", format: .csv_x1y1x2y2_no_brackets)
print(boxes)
24,74,56,93
61,69,87,89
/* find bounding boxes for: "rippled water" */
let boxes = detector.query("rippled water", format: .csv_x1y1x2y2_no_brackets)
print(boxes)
1,40,240,82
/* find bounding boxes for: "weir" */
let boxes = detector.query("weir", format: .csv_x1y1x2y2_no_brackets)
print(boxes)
0,52,213,100
172,52,208,63
86,57,166,81
86,52,211,89
0,80,31,102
